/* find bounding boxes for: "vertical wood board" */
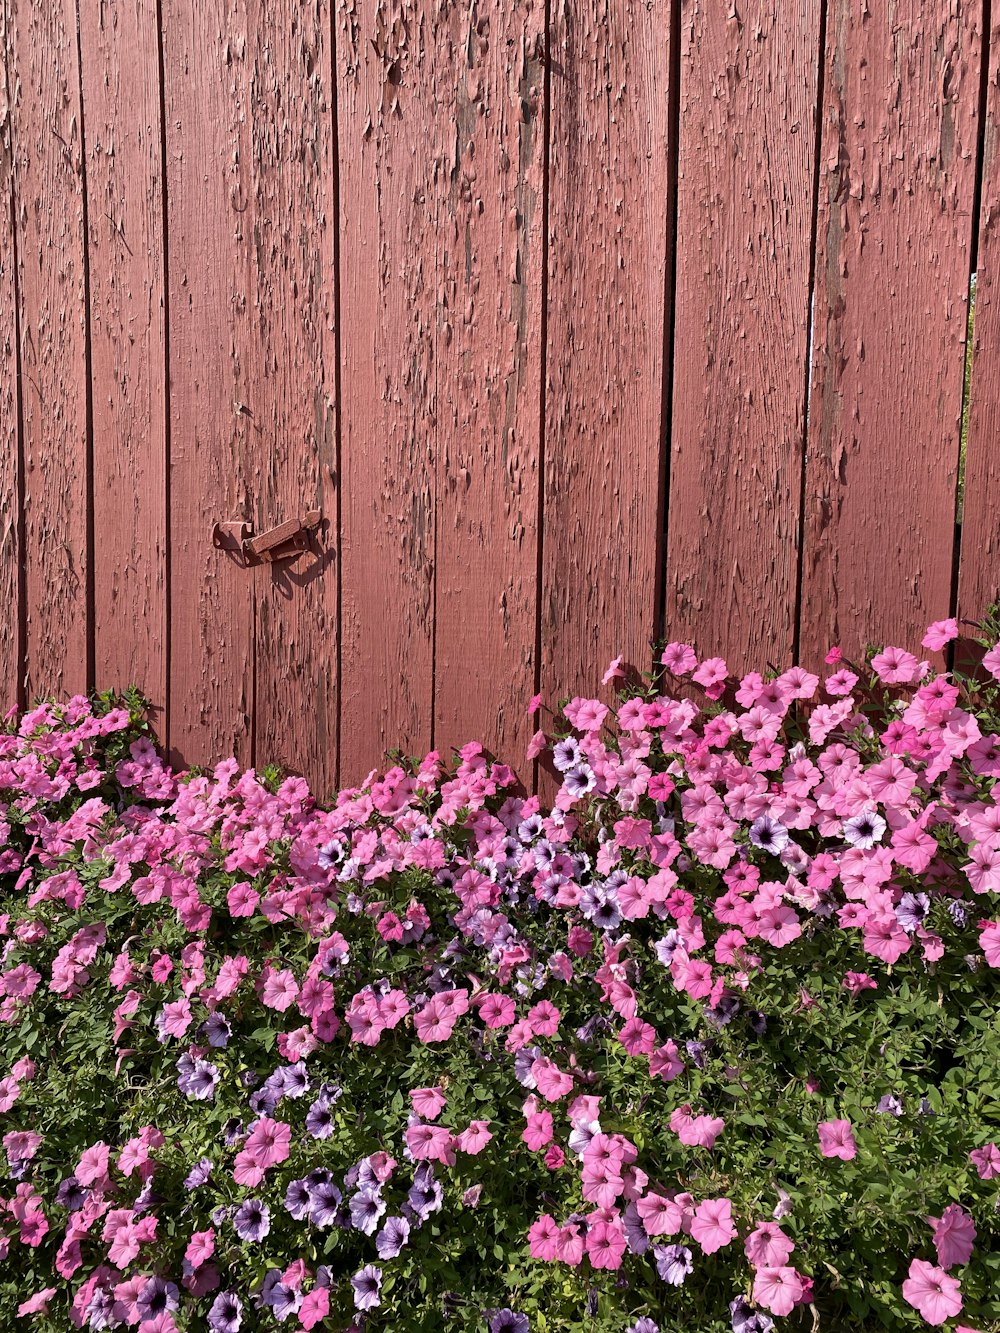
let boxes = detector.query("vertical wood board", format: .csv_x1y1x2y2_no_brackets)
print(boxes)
337,0,438,783
800,0,980,667
9,0,90,701
431,0,545,767
958,14,1000,646
666,0,820,674
542,0,673,710
80,0,168,721
0,0,21,713
245,0,339,798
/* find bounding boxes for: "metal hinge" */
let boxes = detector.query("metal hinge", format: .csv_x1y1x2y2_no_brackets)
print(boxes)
211,510,322,564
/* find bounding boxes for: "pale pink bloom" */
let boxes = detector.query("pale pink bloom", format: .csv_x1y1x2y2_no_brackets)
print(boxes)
969,1142,1000,1179
522,1111,553,1151
922,618,958,651
601,656,624,684
404,1123,456,1165
661,642,697,675
818,1119,857,1160
753,1266,805,1316
476,993,515,1028
983,645,1000,681
745,1221,795,1268
929,1204,976,1269
649,1040,684,1081
757,904,802,948
260,968,299,1012
299,1289,330,1330
455,1120,492,1155
564,697,609,732
670,1104,724,1149
636,1191,684,1237
409,1087,447,1119
902,1258,963,1325
690,1197,736,1254
871,646,921,684
531,1057,574,1102
185,1229,215,1270
76,1142,110,1186
17,1288,56,1317
585,1218,626,1269
528,1214,561,1260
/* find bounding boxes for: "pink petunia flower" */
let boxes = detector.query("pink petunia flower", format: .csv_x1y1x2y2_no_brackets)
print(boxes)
745,1222,795,1268
902,1258,963,1325
817,1120,857,1161
409,1087,447,1119
969,1143,1000,1179
690,1197,736,1254
753,1266,806,1316
929,1204,976,1269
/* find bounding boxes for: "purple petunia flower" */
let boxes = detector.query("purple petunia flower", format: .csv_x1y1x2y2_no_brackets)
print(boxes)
654,1243,693,1285
136,1277,179,1323
375,1213,410,1259
207,1291,243,1333
178,1056,220,1100
233,1198,270,1243
730,1297,775,1333
877,1094,904,1117
202,1013,232,1048
749,815,789,854
308,1180,344,1228
489,1310,530,1333
351,1265,382,1312
895,891,930,934
627,1321,660,1333
56,1175,87,1210
305,1097,334,1139
349,1187,386,1235
284,1177,313,1221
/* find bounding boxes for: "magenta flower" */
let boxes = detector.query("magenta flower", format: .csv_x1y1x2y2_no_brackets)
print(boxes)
929,1204,976,1269
752,1266,805,1316
744,1222,795,1268
902,1258,963,1325
969,1142,1000,1179
690,1198,736,1254
817,1120,857,1161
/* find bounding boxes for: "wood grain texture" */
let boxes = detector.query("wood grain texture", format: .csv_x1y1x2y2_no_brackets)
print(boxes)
80,0,167,722
244,1,338,798
431,0,545,767
337,0,438,783
958,15,1000,642
666,0,820,673
8,0,90,702
542,0,672,702
163,0,255,767
0,0,21,713
800,0,980,668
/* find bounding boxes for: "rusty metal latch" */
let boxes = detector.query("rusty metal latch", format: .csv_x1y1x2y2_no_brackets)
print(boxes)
211,510,322,564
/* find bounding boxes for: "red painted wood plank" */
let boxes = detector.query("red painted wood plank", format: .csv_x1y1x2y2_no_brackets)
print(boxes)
245,3,338,798
431,2,545,768
162,0,254,767
337,0,438,783
0,0,22,714
542,0,672,707
800,0,980,668
9,0,90,702
958,18,1000,648
666,0,820,674
79,0,167,724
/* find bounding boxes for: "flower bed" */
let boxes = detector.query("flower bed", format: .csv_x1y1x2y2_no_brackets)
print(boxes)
1,617,1000,1332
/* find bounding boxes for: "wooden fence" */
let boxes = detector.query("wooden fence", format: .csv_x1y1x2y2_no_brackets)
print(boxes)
1,0,998,794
